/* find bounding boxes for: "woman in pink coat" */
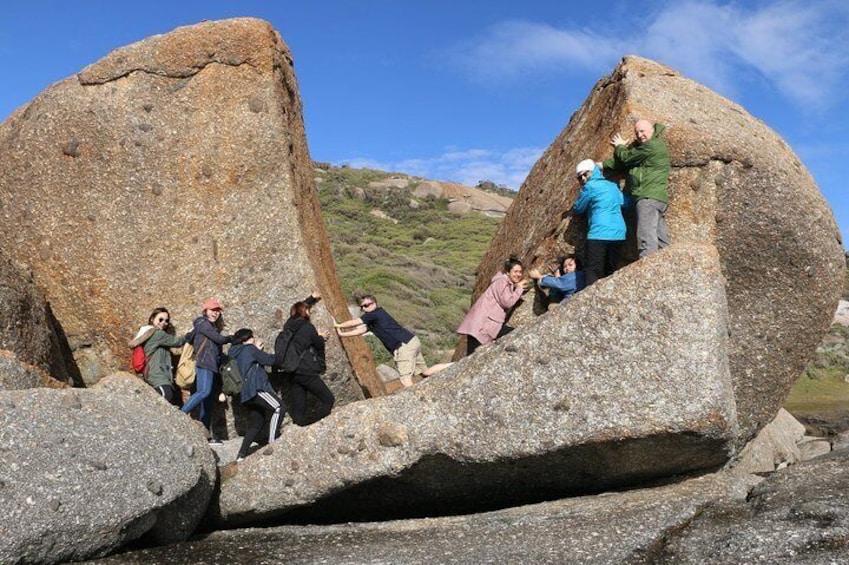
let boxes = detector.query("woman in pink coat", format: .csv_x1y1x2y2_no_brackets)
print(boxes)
457,257,530,356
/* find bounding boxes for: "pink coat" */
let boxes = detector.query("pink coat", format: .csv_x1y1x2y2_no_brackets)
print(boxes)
457,272,525,345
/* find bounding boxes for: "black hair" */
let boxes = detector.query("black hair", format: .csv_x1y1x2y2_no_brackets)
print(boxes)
233,328,253,344
571,254,584,271
559,253,583,272
503,257,523,273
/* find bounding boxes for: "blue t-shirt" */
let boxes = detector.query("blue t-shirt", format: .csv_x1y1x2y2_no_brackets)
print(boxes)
361,308,414,353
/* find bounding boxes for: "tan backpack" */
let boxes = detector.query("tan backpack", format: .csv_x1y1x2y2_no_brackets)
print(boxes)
175,338,207,390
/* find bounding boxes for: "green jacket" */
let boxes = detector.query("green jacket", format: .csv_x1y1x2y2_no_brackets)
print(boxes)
602,123,670,204
143,329,187,388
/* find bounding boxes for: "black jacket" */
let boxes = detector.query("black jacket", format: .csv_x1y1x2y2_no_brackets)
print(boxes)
276,317,326,376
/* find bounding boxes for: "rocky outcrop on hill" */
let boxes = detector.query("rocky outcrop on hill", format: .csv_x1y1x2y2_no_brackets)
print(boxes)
413,180,513,217
0,374,216,564
211,244,738,525
472,55,845,445
0,18,379,397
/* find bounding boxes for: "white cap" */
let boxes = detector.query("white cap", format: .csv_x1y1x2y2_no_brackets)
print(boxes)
575,159,595,175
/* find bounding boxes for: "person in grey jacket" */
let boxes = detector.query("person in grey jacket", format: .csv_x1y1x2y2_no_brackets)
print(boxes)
230,328,282,463
181,298,233,443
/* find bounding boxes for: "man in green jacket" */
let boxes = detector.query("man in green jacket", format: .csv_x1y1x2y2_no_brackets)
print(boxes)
602,119,670,258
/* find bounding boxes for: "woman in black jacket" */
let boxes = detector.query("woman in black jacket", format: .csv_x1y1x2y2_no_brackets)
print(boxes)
276,294,334,426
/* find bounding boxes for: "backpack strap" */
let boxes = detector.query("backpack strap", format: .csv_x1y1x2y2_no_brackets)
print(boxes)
141,348,154,380
194,336,209,359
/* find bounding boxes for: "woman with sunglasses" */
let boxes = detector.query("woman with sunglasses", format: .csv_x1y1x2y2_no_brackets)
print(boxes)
130,307,191,406
181,298,233,443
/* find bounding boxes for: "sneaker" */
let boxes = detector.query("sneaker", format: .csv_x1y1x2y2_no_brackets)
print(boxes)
208,438,223,445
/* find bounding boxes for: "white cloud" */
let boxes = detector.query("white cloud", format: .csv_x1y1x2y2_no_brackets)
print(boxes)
449,20,624,81
731,1,849,109
638,2,739,96
447,0,848,111
341,146,545,190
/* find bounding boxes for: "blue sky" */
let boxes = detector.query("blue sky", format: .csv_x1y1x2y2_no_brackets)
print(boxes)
2,1,847,246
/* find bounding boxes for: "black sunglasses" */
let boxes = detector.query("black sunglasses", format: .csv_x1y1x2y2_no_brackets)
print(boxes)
155,317,170,324
360,302,374,309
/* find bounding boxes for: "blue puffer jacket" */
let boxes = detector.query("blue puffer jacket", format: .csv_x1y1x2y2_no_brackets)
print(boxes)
229,342,277,403
572,166,626,241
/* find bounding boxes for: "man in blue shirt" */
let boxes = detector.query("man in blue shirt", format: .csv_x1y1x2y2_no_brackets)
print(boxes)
334,295,426,387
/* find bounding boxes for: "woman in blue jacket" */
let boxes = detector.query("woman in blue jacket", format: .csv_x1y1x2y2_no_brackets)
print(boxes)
229,328,282,463
572,159,627,286
529,255,586,303
181,298,233,443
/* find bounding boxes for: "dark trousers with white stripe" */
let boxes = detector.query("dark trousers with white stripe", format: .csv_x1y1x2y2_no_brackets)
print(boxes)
238,390,282,459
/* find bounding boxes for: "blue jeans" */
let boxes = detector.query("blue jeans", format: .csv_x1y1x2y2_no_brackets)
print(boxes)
181,367,214,431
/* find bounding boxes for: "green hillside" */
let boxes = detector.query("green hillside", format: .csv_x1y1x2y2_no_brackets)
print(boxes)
785,254,849,421
316,164,506,365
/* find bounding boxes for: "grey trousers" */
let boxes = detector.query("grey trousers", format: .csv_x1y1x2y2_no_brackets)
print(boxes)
636,198,670,258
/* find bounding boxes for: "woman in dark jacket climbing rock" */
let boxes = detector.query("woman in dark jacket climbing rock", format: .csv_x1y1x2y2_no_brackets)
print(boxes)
275,293,334,426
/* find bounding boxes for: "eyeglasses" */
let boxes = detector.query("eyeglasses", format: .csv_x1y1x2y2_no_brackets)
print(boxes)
359,302,374,310
155,317,170,324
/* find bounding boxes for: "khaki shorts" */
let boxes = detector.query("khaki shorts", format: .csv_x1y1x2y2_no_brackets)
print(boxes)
394,335,427,381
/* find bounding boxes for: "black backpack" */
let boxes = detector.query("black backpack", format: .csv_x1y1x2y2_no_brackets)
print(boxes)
275,327,305,373
219,355,243,397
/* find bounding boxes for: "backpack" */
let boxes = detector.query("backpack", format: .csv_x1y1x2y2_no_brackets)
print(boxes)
131,345,148,374
176,338,207,390
274,327,304,373
220,355,243,397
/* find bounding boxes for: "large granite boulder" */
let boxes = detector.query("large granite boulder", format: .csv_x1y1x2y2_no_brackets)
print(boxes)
0,18,380,397
211,243,738,525
471,56,845,445
0,374,216,564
